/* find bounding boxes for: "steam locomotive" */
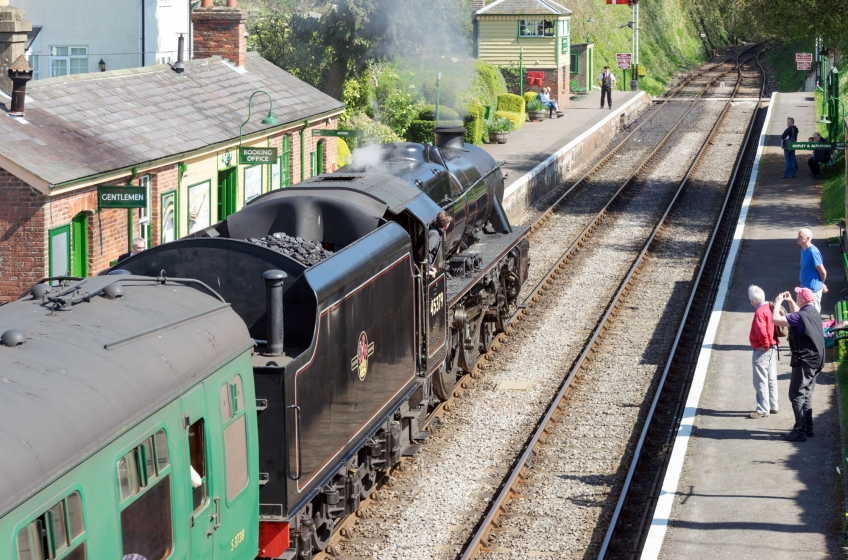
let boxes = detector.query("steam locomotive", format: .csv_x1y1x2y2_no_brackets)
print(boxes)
0,127,529,559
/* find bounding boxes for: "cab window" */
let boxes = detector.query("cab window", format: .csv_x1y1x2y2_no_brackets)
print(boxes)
15,491,86,560
116,428,173,560
220,376,249,501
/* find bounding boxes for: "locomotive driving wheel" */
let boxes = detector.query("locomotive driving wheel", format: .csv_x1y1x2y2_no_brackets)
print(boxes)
433,355,457,402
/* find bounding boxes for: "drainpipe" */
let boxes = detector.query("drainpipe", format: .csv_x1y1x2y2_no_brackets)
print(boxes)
140,0,146,66
300,119,309,183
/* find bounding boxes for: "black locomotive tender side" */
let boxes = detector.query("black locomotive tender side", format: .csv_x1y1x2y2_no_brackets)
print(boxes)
113,126,530,556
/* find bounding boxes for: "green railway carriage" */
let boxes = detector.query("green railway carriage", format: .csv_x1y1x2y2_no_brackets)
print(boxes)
0,276,261,560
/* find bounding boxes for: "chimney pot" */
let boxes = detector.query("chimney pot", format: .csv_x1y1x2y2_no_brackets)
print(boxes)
7,54,33,116
190,4,247,66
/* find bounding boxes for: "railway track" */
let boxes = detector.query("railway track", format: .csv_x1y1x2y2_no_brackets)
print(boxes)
321,46,765,560
458,49,766,559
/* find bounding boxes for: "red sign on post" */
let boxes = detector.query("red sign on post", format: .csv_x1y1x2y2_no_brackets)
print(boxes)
616,53,632,70
606,0,630,4
796,53,812,71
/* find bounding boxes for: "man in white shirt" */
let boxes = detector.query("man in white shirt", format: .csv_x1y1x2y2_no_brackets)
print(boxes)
597,66,617,110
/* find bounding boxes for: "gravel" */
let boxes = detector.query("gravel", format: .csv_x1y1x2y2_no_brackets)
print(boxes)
245,232,333,267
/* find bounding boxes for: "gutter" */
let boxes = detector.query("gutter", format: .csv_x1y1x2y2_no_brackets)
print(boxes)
43,107,343,194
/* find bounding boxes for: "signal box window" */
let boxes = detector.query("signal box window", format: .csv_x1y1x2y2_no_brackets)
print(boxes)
187,419,208,512
15,491,87,560
116,428,174,560
518,19,554,37
220,376,249,501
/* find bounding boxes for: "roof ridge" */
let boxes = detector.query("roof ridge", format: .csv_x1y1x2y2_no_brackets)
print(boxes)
476,0,508,14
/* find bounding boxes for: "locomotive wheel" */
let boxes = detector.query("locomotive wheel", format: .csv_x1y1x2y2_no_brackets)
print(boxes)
480,320,497,353
311,508,333,551
360,467,377,500
433,360,457,402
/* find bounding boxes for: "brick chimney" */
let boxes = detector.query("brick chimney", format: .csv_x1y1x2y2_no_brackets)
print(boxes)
190,0,247,67
0,1,32,95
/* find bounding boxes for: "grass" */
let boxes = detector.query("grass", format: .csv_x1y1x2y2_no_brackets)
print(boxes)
765,42,811,93
814,85,847,223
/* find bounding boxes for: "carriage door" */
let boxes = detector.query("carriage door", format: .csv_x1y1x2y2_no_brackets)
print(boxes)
181,384,219,559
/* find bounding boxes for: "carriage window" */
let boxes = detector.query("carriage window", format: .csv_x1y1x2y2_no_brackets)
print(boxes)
117,430,173,560
221,376,248,501
187,419,208,512
15,491,86,560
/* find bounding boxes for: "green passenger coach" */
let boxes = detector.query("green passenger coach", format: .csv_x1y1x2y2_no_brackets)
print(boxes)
0,276,260,560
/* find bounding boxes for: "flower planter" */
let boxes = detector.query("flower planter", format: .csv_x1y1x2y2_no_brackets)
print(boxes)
489,131,509,144
527,110,546,122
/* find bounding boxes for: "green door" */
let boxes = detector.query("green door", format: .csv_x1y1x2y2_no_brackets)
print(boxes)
217,168,238,222
48,224,71,280
209,372,256,557
181,385,217,558
71,212,88,277
316,139,325,176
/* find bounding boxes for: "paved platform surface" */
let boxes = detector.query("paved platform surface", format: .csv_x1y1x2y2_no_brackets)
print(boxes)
657,92,844,558
482,90,642,190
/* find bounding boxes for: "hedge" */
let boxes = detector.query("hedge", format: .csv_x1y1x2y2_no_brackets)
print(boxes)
497,93,525,114
475,61,507,107
405,119,464,145
337,137,352,167
464,104,486,146
493,110,524,131
523,91,540,105
418,105,460,121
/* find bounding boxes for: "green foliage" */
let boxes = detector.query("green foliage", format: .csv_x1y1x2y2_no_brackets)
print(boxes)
497,93,525,114
405,119,464,144
821,158,845,222
339,73,373,128
418,105,460,121
523,91,540,105
493,110,523,130
337,137,353,167
486,116,515,133
498,63,522,93
467,61,507,108
766,42,810,93
464,104,486,145
250,13,331,89
526,98,545,111
349,114,403,148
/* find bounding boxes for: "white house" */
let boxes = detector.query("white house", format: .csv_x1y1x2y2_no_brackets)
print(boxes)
16,0,190,80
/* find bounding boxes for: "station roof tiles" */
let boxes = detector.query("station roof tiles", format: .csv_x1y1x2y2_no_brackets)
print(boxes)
476,0,572,15
0,52,344,187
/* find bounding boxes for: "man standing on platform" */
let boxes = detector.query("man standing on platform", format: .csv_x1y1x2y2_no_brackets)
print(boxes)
597,66,616,110
797,228,827,312
748,285,778,418
773,287,825,442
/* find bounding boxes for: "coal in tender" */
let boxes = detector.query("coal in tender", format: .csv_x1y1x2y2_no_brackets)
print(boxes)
246,232,334,267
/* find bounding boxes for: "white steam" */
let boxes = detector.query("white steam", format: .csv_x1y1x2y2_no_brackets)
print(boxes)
350,143,384,171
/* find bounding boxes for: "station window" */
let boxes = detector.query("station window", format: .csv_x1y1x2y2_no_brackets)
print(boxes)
570,53,579,74
116,429,174,560
220,376,249,501
518,19,554,37
15,491,86,560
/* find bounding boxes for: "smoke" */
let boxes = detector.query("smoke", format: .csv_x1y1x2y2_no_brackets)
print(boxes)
349,143,385,171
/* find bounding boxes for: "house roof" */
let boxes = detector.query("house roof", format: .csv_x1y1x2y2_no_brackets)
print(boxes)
476,0,572,16
0,51,344,190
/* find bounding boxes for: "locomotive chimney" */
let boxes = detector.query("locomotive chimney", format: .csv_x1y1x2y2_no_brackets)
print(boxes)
7,54,32,116
262,269,287,356
434,126,466,151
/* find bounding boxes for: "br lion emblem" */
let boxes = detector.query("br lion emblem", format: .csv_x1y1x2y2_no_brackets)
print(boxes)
351,331,375,380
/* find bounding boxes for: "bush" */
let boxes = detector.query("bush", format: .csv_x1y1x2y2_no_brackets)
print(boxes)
523,91,540,105
497,93,525,114
418,105,460,121
486,116,515,133
526,98,545,111
349,114,402,148
464,104,486,145
405,119,464,144
494,110,524,131
469,61,508,108
337,137,352,166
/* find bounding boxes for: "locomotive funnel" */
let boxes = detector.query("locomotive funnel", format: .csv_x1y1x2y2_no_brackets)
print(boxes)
434,126,466,151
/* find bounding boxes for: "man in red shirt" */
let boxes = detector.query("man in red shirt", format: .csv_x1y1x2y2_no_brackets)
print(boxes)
749,285,778,418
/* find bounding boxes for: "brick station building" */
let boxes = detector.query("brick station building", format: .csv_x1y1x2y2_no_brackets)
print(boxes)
0,2,344,302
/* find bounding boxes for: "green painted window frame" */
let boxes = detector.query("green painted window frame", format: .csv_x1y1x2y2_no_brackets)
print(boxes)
518,19,554,38
219,374,249,505
14,487,88,560
48,224,71,280
570,52,579,73
243,164,263,204
160,190,178,244
281,134,292,187
186,180,211,235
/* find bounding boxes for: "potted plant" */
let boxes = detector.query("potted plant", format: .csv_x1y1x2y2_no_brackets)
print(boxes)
486,116,514,144
526,98,547,121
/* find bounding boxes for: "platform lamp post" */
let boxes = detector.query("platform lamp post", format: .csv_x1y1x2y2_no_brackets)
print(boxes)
238,90,279,146
519,46,524,97
586,15,594,42
817,97,845,143
436,72,442,122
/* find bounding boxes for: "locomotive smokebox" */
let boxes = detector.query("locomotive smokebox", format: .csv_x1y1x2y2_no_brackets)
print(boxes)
434,126,466,151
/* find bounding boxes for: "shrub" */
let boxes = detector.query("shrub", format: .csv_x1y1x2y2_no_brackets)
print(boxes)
418,105,460,121
337,137,352,166
405,119,464,144
486,116,515,133
497,93,525,114
464,104,486,145
469,61,508,107
494,110,524,131
523,91,540,105
526,98,545,111
349,114,402,148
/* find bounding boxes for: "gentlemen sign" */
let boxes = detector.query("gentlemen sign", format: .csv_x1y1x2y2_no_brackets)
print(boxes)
787,141,846,150
311,129,362,138
238,147,278,164
98,186,147,209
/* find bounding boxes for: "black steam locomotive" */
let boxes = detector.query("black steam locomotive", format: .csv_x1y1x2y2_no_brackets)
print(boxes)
2,127,529,559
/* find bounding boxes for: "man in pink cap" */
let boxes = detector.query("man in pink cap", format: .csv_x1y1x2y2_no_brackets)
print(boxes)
773,287,825,441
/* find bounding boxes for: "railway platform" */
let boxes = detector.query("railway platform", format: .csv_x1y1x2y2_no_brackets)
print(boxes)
485,89,651,222
646,92,845,558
